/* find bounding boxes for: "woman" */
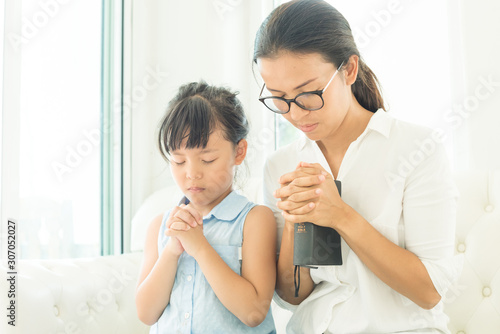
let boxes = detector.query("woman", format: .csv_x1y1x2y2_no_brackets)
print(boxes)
253,0,462,333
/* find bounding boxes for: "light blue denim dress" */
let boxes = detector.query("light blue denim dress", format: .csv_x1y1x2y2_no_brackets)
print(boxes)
151,191,276,334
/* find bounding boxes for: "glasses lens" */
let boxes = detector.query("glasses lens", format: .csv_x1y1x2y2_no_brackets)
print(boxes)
295,93,324,111
263,98,289,114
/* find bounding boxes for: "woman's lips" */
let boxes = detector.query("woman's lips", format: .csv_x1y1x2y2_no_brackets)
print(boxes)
299,123,318,133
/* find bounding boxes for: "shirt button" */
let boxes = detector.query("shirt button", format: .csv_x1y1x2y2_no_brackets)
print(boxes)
184,312,190,319
482,286,492,297
484,204,494,212
187,275,193,281
457,243,466,253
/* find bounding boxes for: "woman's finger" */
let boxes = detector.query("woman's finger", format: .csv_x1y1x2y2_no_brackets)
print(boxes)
287,202,316,216
281,210,305,224
274,183,306,199
289,174,326,187
279,163,328,184
277,188,322,210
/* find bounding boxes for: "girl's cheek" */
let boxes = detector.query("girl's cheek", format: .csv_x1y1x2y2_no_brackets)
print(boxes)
213,168,233,186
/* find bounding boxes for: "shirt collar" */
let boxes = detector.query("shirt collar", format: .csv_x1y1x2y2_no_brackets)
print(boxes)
180,190,250,222
298,109,392,151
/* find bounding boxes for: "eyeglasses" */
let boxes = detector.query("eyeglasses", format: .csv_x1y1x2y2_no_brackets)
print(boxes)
258,61,345,114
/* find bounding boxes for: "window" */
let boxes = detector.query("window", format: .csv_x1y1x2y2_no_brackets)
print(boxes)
1,0,123,259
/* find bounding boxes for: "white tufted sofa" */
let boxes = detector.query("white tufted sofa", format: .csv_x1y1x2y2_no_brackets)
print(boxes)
1,172,499,334
442,170,500,333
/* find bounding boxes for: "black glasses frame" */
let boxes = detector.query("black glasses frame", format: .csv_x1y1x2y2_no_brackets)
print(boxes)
258,61,344,114
258,87,326,114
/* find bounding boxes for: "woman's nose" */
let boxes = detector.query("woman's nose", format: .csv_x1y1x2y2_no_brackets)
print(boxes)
288,102,309,121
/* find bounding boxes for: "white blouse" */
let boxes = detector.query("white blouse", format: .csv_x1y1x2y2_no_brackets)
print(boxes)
264,110,463,334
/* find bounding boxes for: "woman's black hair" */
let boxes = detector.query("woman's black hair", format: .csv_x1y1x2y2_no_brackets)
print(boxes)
158,81,249,161
253,0,385,113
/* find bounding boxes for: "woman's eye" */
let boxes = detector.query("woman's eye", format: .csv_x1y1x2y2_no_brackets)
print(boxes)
202,159,216,164
172,161,185,166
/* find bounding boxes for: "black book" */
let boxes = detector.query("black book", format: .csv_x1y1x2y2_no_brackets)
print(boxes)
293,180,343,267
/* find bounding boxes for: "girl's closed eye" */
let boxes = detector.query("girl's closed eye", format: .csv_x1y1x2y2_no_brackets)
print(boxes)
202,158,217,164
172,160,185,166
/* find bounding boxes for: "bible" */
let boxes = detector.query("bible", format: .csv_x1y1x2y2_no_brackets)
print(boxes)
293,180,343,296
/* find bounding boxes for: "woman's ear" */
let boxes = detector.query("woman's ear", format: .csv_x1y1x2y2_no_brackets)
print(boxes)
343,54,359,86
234,139,248,165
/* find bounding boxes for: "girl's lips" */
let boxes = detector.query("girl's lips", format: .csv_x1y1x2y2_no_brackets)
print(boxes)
188,187,205,193
299,123,318,133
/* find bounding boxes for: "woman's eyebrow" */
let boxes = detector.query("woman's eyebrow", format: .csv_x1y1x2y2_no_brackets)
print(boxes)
266,77,319,93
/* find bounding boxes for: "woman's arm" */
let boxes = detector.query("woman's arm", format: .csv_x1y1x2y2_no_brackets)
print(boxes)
276,220,315,304
167,205,277,327
276,162,442,310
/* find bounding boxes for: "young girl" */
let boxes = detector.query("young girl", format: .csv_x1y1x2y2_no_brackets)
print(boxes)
136,82,277,333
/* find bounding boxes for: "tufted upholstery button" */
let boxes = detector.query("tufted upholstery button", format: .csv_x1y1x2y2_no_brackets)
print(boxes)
484,204,494,212
457,243,466,253
482,286,492,297
53,306,59,316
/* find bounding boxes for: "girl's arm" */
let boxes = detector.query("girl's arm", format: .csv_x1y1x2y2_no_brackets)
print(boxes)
167,205,277,327
135,205,200,325
135,214,179,325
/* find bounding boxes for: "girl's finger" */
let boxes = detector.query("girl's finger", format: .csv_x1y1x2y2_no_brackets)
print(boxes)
183,204,203,225
170,221,191,231
173,209,198,228
166,206,182,228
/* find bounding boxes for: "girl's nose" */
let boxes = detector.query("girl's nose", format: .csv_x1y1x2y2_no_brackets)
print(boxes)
186,168,202,180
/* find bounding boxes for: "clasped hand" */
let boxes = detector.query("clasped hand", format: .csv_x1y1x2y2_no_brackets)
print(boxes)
164,204,206,257
274,162,348,230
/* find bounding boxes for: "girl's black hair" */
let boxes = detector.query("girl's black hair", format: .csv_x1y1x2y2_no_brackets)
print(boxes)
253,0,385,113
158,81,249,161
